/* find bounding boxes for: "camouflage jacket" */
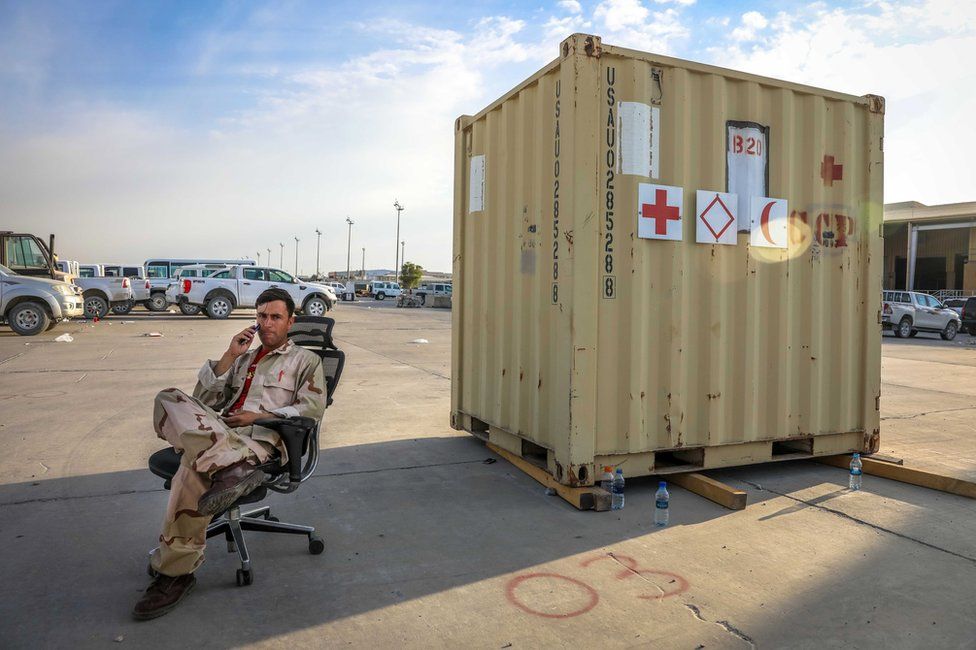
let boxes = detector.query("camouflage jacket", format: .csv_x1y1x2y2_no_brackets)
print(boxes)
194,339,327,456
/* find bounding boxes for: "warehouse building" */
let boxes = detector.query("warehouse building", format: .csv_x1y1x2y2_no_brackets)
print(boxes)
883,201,976,294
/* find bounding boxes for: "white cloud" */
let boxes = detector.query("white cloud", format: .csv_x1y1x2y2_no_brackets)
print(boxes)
0,16,550,272
731,11,768,41
710,0,976,204
558,0,583,14
594,0,649,31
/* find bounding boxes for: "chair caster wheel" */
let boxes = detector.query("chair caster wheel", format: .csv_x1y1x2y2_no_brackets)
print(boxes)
147,564,160,578
236,568,253,586
308,535,325,555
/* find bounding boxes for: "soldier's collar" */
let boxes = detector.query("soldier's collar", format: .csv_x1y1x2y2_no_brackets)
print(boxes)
255,339,294,357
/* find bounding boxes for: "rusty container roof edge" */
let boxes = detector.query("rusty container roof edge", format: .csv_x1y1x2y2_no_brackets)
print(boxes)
460,33,884,128
452,32,883,486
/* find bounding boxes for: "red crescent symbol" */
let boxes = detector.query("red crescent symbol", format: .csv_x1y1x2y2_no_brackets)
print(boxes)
760,201,777,245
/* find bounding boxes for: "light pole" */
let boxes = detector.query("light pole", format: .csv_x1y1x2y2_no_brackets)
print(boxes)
345,217,354,280
267,248,271,268
257,251,261,265
401,240,405,271
314,228,322,279
393,199,404,284
294,237,300,276
361,247,365,279
279,243,284,268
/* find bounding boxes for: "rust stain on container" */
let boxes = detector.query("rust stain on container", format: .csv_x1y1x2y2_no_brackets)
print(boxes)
451,33,882,486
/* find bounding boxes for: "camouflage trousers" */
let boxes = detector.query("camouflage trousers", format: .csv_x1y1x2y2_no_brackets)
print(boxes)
149,388,274,577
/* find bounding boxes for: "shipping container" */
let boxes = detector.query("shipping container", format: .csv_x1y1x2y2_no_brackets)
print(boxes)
451,34,884,486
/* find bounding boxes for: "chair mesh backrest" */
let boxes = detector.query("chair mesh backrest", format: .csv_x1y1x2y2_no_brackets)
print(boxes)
288,316,336,350
289,316,343,406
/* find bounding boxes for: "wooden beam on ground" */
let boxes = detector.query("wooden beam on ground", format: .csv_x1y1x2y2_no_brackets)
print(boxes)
668,472,747,510
815,455,976,500
864,453,904,465
486,442,611,511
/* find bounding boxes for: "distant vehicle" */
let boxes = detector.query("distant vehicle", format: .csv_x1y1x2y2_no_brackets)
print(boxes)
164,264,233,315
961,297,976,335
75,264,134,319
412,282,452,305
369,281,402,301
944,298,967,317
55,260,81,278
0,231,69,282
177,265,336,319
0,262,83,335
102,266,151,315
882,290,961,340
143,258,257,312
341,281,370,301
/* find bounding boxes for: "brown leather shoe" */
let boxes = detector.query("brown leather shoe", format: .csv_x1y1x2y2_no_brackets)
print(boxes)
132,573,196,620
196,461,265,516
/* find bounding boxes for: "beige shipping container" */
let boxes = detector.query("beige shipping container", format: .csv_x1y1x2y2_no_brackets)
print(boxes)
451,34,884,487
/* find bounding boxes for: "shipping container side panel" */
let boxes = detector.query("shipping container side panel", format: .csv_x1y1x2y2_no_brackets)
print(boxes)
590,52,879,457
497,98,516,430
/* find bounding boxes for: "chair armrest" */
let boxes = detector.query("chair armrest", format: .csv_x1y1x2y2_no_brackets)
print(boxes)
254,416,317,482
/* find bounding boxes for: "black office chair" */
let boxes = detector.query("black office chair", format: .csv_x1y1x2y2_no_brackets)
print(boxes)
148,316,344,586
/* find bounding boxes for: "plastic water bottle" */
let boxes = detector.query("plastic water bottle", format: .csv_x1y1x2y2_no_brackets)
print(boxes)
611,468,625,510
600,466,614,493
849,453,863,490
654,481,670,527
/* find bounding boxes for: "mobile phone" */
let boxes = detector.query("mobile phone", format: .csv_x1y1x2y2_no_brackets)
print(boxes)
251,323,260,332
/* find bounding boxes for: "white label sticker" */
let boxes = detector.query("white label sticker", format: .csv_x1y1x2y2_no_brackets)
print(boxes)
469,155,485,213
749,196,789,249
727,123,768,232
696,190,738,245
618,102,660,178
637,183,683,241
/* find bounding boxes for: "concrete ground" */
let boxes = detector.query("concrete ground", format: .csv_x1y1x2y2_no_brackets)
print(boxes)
0,304,974,649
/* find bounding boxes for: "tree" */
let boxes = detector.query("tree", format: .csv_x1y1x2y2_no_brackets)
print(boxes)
400,262,423,289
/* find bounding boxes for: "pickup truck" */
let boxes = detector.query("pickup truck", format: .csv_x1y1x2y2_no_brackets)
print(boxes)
164,264,235,315
75,264,133,319
412,282,452,305
103,265,151,315
882,290,961,340
1,262,83,335
177,265,337,319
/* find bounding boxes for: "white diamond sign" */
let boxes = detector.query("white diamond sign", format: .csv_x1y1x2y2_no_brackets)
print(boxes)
696,190,738,245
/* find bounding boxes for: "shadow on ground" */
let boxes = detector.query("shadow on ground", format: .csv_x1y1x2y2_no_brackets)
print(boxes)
2,434,976,648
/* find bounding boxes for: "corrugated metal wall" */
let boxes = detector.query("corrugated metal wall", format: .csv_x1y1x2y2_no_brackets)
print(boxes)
453,34,883,483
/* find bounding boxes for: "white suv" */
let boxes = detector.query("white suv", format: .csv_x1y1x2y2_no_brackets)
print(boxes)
370,282,402,301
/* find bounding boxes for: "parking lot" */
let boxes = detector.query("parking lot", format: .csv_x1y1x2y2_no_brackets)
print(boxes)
1,306,975,648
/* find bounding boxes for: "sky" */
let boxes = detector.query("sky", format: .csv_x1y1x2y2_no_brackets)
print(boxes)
1,0,974,275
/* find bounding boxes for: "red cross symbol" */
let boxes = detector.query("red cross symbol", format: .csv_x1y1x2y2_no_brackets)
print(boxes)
820,155,843,186
641,189,681,235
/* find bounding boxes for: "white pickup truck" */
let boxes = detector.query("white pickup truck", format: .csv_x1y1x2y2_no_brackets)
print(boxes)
75,264,134,319
177,265,337,319
882,290,961,340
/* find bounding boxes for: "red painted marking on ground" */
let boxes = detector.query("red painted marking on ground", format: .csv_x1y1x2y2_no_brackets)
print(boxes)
505,572,600,619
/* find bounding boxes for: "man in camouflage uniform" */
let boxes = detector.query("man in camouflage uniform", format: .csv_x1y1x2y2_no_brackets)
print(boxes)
134,288,327,620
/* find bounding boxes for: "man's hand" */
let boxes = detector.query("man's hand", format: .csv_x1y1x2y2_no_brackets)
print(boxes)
214,325,257,376
222,410,265,428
